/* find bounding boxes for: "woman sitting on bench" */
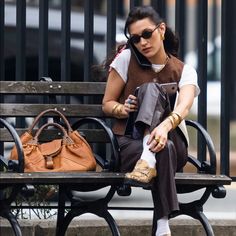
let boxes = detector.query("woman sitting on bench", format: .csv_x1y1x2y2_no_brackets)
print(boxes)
102,6,199,236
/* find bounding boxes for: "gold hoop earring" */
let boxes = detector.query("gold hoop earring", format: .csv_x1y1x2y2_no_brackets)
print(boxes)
161,34,165,40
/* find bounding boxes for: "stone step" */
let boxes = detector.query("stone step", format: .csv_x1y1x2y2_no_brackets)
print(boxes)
1,218,236,236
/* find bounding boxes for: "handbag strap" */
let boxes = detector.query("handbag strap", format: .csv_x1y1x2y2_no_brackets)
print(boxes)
30,122,74,145
28,109,72,134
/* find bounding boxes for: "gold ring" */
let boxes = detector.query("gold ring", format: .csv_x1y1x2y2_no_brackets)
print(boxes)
154,137,160,143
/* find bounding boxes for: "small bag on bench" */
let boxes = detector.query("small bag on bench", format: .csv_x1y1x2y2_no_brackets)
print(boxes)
10,109,96,172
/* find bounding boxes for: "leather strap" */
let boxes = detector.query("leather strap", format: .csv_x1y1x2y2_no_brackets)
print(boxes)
28,109,73,134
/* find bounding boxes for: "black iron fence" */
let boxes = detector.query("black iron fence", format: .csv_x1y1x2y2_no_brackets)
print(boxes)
0,0,235,180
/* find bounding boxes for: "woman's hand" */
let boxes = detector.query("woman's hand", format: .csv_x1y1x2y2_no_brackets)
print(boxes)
146,84,197,153
124,94,138,113
147,122,170,153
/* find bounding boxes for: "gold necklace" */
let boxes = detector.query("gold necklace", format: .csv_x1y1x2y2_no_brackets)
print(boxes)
152,55,169,73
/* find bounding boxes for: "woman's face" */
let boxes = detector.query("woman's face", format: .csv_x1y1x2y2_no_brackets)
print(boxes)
128,18,166,62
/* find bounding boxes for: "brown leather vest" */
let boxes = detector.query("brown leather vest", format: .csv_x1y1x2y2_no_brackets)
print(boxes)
112,51,184,135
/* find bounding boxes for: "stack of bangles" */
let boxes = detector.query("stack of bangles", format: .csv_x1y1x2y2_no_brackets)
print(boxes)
165,112,183,129
111,103,123,118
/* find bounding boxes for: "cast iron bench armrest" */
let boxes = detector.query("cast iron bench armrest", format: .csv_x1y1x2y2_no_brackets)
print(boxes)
0,118,24,173
186,119,217,174
0,118,35,199
72,117,120,172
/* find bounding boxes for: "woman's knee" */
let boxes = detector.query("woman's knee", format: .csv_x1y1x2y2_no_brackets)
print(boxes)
139,82,166,96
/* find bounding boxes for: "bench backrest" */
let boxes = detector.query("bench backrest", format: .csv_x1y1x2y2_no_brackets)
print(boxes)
0,80,217,175
0,80,108,143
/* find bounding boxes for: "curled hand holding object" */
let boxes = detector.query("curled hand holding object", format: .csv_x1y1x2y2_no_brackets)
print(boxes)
124,95,138,112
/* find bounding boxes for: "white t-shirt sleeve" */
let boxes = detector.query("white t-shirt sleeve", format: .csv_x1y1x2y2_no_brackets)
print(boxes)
109,49,131,83
179,64,200,97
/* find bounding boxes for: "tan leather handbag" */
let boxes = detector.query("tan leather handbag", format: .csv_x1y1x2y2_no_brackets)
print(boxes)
10,109,96,172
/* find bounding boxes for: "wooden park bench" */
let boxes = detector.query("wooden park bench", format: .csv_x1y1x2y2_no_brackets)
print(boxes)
0,79,232,236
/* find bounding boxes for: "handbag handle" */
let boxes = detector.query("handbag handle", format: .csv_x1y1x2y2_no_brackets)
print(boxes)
28,109,72,134
30,122,73,145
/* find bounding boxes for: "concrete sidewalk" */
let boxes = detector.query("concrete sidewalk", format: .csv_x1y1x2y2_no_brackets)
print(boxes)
1,218,236,236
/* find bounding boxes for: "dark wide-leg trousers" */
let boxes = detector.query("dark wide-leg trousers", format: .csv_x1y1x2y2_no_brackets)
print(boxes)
116,83,188,235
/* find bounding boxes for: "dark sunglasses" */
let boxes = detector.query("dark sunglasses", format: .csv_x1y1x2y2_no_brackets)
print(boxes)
129,25,160,44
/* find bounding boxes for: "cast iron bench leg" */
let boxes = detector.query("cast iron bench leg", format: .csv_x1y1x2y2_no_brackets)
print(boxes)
56,185,66,236
57,207,121,236
197,211,214,236
56,183,121,236
102,210,121,236
2,209,22,236
56,211,74,236
171,200,215,236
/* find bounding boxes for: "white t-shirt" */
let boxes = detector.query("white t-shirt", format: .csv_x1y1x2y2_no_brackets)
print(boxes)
110,49,200,97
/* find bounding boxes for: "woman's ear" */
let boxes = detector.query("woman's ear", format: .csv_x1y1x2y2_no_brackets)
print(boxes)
158,22,166,38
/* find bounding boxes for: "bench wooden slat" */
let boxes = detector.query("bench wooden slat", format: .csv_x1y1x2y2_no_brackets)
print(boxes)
0,128,109,142
175,173,232,185
0,172,124,185
0,104,104,117
0,81,106,95
0,172,231,186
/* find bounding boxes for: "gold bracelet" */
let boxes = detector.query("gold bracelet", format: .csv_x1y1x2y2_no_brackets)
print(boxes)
167,116,175,128
111,103,123,118
170,112,183,123
166,113,181,130
173,116,180,128
169,112,183,129
171,114,180,127
116,104,123,118
111,104,119,115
